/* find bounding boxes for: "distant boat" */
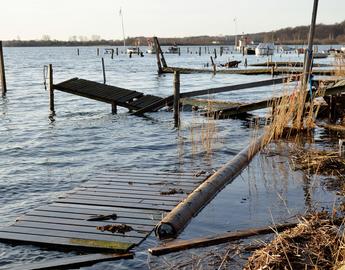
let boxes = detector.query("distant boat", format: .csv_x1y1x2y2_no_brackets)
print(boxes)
255,43,275,56
244,46,256,55
126,47,140,54
166,45,179,54
313,52,328,59
341,46,345,53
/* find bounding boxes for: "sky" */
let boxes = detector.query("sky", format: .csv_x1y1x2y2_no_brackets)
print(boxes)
1,0,344,41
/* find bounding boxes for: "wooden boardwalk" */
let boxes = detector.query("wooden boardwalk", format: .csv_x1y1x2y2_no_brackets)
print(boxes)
53,78,167,113
0,171,208,253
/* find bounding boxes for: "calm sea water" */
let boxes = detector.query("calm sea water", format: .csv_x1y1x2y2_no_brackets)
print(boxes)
0,45,341,269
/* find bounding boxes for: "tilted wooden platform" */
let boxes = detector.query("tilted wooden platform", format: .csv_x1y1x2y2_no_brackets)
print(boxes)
0,171,208,253
53,78,168,113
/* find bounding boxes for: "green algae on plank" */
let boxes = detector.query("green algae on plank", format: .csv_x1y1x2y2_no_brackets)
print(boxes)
70,238,133,251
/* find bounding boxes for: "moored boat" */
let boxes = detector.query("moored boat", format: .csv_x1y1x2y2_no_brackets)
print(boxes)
255,43,275,56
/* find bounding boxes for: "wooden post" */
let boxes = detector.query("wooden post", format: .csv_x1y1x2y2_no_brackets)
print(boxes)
173,71,180,128
220,46,223,56
178,47,181,56
111,49,114,59
101,58,106,84
97,48,99,56
210,56,216,75
77,48,80,56
187,47,189,54
199,47,201,56
111,102,117,114
303,0,319,88
214,48,217,59
48,64,55,115
116,48,119,56
0,41,7,96
154,38,163,74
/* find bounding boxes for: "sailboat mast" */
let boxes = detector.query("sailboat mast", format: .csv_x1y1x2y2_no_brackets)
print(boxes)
120,8,126,49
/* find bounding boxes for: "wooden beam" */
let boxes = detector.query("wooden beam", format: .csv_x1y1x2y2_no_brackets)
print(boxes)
0,41,7,96
133,95,174,116
48,64,55,116
149,223,297,256
5,253,133,270
180,77,288,99
173,71,180,128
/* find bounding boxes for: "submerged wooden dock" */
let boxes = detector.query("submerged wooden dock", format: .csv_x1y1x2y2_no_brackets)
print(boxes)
51,76,168,114
0,171,208,254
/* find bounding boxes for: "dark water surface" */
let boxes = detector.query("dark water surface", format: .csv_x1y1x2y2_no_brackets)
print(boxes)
0,46,340,269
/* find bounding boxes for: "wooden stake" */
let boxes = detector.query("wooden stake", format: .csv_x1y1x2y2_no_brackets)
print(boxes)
199,47,201,56
101,58,106,84
116,47,119,56
154,38,163,74
48,64,55,115
97,48,99,56
214,48,217,59
111,49,114,59
111,102,117,114
210,56,216,75
77,48,80,56
173,71,180,128
0,41,7,96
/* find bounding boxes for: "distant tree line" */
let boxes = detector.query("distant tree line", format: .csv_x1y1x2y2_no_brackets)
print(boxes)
3,20,345,47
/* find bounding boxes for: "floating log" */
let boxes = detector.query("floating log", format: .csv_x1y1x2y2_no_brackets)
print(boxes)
4,253,133,270
149,222,297,256
155,135,264,239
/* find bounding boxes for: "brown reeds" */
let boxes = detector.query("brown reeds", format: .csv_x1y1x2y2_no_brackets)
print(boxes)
244,212,345,270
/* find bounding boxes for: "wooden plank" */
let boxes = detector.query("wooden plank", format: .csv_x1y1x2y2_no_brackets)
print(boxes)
132,95,174,115
81,183,194,193
56,198,173,211
149,223,298,256
37,205,162,221
17,216,154,232
73,187,188,198
0,232,133,252
51,202,161,215
107,170,197,177
68,189,187,202
4,253,133,270
95,171,203,182
69,190,186,202
14,221,147,239
180,77,288,99
0,226,141,244
63,194,177,207
25,210,157,226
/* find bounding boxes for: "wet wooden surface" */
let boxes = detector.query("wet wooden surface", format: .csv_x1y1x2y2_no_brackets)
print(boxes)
0,171,208,253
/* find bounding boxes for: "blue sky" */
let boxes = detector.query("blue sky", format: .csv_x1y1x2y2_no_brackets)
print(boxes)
1,0,344,40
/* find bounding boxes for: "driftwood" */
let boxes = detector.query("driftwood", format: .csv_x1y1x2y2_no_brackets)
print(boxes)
149,223,297,256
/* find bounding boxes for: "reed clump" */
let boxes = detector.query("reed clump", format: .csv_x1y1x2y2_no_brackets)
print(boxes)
290,147,345,177
244,212,345,270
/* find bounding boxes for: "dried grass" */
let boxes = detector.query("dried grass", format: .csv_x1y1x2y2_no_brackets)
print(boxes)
244,212,345,270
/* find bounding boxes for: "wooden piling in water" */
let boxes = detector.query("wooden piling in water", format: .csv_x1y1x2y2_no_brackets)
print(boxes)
199,47,201,56
214,48,217,59
0,41,7,96
210,56,216,75
173,71,180,128
111,49,114,59
116,48,119,56
111,102,117,114
77,48,80,56
101,58,106,84
48,64,55,115
97,48,100,56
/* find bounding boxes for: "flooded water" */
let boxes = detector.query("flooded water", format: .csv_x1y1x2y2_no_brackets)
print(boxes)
0,45,342,269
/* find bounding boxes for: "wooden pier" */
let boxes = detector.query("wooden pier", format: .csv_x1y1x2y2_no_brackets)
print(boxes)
0,171,208,254
52,77,168,114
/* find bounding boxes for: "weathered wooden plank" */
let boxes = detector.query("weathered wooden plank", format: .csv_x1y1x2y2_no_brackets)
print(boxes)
17,216,154,232
132,95,174,115
180,77,288,99
25,210,157,226
63,194,177,207
94,172,203,182
149,223,298,256
52,202,161,215
91,177,199,188
0,231,133,252
81,183,194,193
4,253,133,270
14,221,147,238
0,226,141,244
70,190,185,202
37,205,162,221
72,187,187,199
106,170,200,177
56,198,173,211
